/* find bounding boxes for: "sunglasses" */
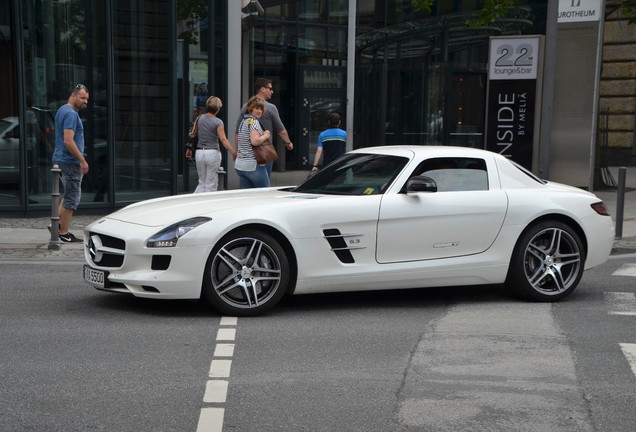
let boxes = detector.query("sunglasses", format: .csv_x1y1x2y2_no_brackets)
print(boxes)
74,84,87,90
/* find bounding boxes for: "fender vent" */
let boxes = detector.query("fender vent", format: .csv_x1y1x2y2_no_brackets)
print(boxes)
323,228,365,264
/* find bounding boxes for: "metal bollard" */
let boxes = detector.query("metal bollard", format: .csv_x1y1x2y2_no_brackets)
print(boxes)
615,166,626,239
48,165,62,250
218,167,226,191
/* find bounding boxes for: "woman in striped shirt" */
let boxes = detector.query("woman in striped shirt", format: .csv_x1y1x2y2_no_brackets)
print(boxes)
235,96,272,188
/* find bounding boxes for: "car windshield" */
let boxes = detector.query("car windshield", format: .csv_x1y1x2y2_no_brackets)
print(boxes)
294,153,409,195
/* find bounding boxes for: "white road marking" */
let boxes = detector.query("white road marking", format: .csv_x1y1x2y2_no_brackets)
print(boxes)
209,359,232,378
612,263,636,277
203,380,229,403
605,292,636,316
197,316,238,432
196,407,224,432
620,344,636,377
214,343,235,357
216,328,236,341
220,316,238,326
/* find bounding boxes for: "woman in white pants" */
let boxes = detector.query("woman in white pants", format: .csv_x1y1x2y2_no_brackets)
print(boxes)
186,96,236,192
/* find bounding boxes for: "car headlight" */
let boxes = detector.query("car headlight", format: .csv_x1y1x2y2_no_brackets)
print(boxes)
146,217,212,248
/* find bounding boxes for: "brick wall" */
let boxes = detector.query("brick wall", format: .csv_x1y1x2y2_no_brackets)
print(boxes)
600,3,636,164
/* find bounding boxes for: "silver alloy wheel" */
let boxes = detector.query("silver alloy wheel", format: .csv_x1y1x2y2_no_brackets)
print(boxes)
210,236,283,310
522,227,582,295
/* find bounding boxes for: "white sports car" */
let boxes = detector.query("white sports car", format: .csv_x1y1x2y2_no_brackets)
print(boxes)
83,146,615,316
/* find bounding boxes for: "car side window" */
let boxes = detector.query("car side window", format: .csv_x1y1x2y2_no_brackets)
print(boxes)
410,157,488,192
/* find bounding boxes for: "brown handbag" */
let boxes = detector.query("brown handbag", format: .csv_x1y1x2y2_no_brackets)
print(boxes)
186,115,200,153
254,140,278,164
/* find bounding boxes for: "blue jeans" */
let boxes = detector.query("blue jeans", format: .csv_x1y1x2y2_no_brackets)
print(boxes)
236,165,270,189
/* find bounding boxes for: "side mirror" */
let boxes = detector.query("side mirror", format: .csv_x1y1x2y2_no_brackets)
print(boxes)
406,175,437,193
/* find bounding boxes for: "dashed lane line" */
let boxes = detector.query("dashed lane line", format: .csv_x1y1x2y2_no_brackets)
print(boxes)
197,408,224,432
204,380,229,403
197,316,238,432
209,360,232,378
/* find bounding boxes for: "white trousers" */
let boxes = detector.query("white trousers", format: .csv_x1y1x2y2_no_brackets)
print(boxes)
194,149,222,193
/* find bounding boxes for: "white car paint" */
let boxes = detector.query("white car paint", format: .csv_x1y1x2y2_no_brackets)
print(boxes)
83,146,615,315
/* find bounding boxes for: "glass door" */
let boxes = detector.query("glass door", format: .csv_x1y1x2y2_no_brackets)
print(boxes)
298,67,346,170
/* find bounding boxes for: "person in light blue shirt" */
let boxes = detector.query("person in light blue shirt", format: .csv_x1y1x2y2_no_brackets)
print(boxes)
52,84,89,243
311,112,346,171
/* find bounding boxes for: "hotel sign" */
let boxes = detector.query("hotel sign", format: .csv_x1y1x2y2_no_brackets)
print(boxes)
488,37,539,81
558,0,602,23
485,36,542,169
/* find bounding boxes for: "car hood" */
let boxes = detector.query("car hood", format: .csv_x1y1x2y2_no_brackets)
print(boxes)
104,187,320,227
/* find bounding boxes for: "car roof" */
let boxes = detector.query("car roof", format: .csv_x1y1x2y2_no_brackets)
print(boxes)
351,145,502,160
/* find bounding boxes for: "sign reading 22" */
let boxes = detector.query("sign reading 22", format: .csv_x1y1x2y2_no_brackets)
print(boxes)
494,44,534,67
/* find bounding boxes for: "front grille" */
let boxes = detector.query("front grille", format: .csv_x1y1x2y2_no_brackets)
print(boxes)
97,233,126,250
96,253,124,267
88,232,126,268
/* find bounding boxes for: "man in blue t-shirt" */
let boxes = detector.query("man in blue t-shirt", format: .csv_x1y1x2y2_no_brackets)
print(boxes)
52,84,90,243
311,112,346,171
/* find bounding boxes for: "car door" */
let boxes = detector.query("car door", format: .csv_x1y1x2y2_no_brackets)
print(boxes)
376,156,508,263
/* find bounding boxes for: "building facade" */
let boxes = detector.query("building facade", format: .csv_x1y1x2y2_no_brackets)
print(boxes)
0,0,632,215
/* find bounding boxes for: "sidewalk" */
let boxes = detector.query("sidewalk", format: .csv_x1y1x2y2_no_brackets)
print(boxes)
1,168,635,262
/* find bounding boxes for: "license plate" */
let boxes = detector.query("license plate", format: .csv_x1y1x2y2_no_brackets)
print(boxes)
84,265,108,288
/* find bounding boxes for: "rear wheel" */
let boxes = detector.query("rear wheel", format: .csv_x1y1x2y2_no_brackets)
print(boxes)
506,221,585,301
203,229,290,316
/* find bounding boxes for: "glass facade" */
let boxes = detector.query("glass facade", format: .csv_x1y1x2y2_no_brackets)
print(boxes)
354,1,547,149
1,0,549,214
112,1,173,203
0,0,228,213
243,0,548,170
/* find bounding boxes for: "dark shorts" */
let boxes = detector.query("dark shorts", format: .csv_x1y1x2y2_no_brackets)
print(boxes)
58,163,83,210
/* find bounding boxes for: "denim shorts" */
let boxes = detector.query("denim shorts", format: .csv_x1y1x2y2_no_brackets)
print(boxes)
58,163,83,210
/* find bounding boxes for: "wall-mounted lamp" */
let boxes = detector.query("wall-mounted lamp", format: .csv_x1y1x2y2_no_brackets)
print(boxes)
241,0,264,16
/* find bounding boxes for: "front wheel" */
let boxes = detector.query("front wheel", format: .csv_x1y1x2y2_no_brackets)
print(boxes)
506,221,585,301
202,229,290,316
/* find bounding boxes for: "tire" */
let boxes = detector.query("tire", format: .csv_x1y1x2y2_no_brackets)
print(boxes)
202,229,290,316
505,220,585,301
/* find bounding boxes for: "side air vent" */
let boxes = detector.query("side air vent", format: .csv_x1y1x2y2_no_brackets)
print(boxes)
323,228,365,264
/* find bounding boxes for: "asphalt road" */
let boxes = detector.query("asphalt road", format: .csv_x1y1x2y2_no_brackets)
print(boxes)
1,257,635,432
